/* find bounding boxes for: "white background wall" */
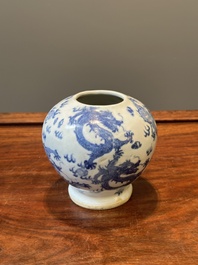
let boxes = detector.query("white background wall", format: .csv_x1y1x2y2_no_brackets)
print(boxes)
0,0,197,112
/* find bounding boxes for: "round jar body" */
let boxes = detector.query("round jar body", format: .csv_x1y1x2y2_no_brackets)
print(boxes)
42,90,157,209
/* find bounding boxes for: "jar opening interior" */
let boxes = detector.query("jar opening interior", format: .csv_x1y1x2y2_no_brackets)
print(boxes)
76,93,124,106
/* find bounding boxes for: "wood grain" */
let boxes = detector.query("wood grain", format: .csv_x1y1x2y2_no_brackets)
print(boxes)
0,112,197,264
0,110,198,124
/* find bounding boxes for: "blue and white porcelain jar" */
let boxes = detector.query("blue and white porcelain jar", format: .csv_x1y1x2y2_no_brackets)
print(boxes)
42,90,157,209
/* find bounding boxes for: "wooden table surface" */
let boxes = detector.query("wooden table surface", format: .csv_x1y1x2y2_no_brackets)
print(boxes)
0,111,198,265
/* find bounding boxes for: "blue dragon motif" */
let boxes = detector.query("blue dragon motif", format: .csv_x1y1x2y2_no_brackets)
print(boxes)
60,96,72,108
43,96,157,192
69,107,133,170
92,150,141,190
43,145,62,172
44,146,61,161
44,108,60,124
128,97,157,140
67,143,142,191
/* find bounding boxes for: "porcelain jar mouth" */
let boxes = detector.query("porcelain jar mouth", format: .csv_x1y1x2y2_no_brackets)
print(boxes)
74,90,127,107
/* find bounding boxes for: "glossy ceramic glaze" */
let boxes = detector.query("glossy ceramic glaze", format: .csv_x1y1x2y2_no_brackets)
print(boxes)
42,90,157,209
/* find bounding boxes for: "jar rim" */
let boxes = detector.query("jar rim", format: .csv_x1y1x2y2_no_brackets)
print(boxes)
74,90,127,107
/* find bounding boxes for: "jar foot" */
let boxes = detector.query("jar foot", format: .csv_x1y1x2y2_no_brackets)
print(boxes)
68,184,133,210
